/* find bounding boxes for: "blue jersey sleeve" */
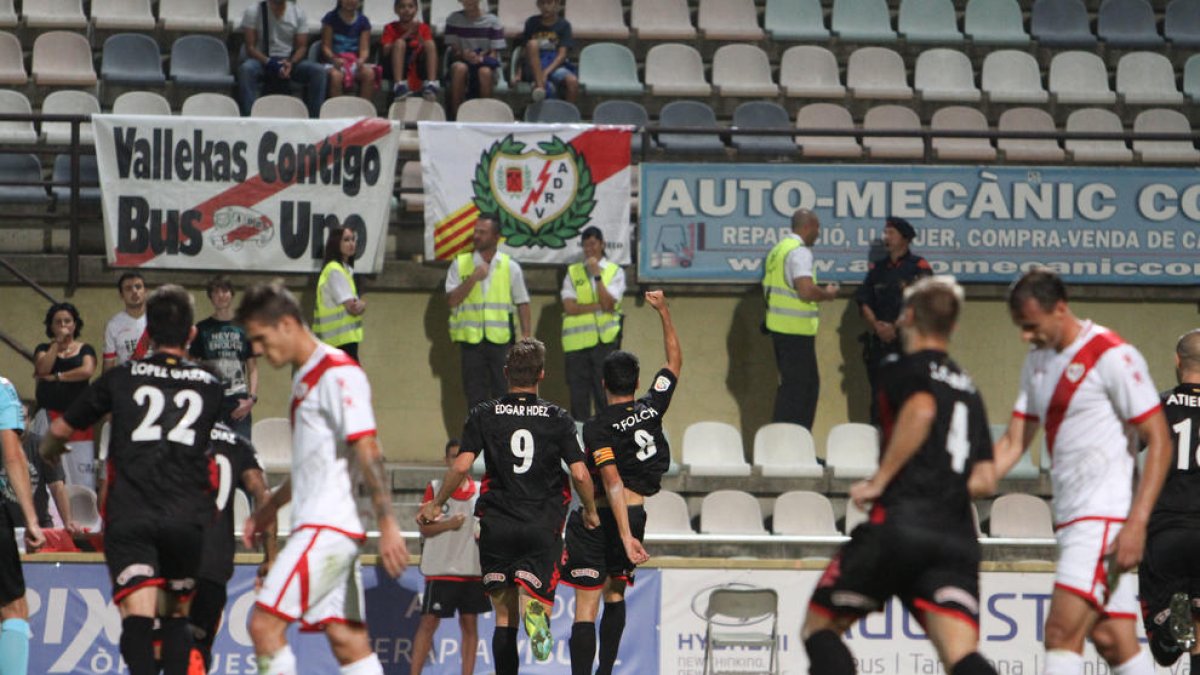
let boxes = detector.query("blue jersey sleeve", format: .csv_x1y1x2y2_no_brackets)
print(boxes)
0,377,23,432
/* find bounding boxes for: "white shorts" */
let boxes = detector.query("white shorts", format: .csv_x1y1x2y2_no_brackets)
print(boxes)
256,525,366,631
1054,517,1139,619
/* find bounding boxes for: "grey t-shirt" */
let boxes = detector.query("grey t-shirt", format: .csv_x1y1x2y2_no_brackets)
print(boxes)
242,2,308,59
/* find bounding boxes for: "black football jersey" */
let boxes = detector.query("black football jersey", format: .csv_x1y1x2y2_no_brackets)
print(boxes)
64,352,224,525
583,368,677,497
198,422,263,584
462,393,584,526
875,350,992,532
1149,383,1200,535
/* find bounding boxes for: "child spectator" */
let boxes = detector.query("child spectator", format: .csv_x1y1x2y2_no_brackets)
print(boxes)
444,0,506,118
381,0,440,101
321,0,379,101
522,0,577,103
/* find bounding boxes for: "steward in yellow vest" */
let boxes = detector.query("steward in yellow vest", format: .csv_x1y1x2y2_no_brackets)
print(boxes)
314,227,366,362
560,227,625,419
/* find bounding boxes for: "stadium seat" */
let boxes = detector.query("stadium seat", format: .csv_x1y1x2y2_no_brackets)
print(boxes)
1049,52,1117,105
159,0,223,32
42,90,99,145
0,91,36,144
524,99,581,122
847,47,913,100
731,101,797,156
400,161,425,212
700,490,767,535
67,485,102,533
1031,0,1096,47
1097,0,1162,48
982,50,1049,104
681,421,751,476
0,0,13,27
0,155,48,205
32,31,97,87
567,0,629,39
250,95,309,119
1116,52,1185,106
1133,109,1200,164
112,91,172,115
998,108,1066,163
630,0,696,40
699,0,764,40
780,46,845,99
765,0,830,41
862,105,924,159
181,92,240,117
51,154,101,204
1065,108,1134,163
24,0,87,29
712,45,778,98
498,0,537,37
430,0,491,34
832,0,898,42
772,491,838,535
825,423,879,479
752,423,823,477
389,98,446,152
92,0,155,30
657,100,726,155
578,43,643,97
931,106,997,161
252,418,292,473
644,490,695,534
320,96,378,119
170,35,235,90
0,32,26,85
989,494,1053,538
796,103,863,158
915,49,981,102
645,44,711,97
1186,55,1200,103
1165,0,1200,48
593,99,653,150
843,499,868,534
101,33,166,87
964,0,1031,45
899,0,964,44
456,98,515,123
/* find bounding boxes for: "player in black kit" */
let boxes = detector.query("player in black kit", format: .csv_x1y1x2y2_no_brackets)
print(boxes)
1139,328,1200,670
562,290,679,675
802,277,1000,675
42,285,224,675
419,337,600,673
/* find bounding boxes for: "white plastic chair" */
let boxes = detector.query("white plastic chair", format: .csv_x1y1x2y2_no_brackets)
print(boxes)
644,490,695,534
780,46,845,99
630,0,696,39
846,47,913,100
181,93,240,118
982,50,1049,104
682,422,751,476
42,90,100,145
1116,52,1186,105
862,105,924,159
1049,51,1117,105
796,103,863,158
112,91,172,116
825,423,879,479
998,107,1065,162
32,31,97,86
566,0,628,39
0,31,23,85
92,0,156,30
915,49,981,102
752,423,824,478
645,44,712,97
772,491,838,535
1133,109,1200,163
699,490,767,534
698,0,765,40
67,484,103,532
989,494,1054,538
389,98,446,152
456,98,515,123
251,95,309,119
1065,108,1134,163
712,45,778,97
251,417,292,473
24,0,87,28
158,0,224,32
931,106,997,161
320,96,378,119
0,91,37,143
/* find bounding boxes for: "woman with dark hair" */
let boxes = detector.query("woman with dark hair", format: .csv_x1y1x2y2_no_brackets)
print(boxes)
33,302,97,489
314,225,367,362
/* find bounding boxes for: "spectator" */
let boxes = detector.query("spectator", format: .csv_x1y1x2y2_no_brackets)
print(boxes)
238,0,327,118
521,0,578,103
381,0,439,101
12,401,77,535
190,276,259,439
444,0,505,119
560,226,624,420
314,226,366,363
102,272,147,373
321,0,379,101
34,302,97,489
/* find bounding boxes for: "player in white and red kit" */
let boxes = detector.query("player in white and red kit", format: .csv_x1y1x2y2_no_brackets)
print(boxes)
236,283,407,675
993,269,1172,675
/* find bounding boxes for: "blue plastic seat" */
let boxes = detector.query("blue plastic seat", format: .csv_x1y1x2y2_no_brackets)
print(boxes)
731,102,798,156
832,0,898,42
170,35,234,89
1186,55,1200,103
899,0,964,44
1031,0,1096,48
0,155,49,205
524,99,582,123
101,33,165,86
657,101,726,154
1097,0,1163,48
578,43,643,97
1165,0,1200,48
965,0,1031,45
765,0,831,41
593,99,654,150
52,155,100,204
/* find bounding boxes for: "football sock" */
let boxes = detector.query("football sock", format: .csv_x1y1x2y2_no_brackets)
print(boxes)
339,653,384,675
569,621,596,675
256,645,297,675
492,626,519,675
119,616,157,675
595,600,626,675
951,652,997,675
189,579,226,670
803,629,855,675
1112,650,1154,675
160,617,193,675
1044,649,1084,675
0,618,30,675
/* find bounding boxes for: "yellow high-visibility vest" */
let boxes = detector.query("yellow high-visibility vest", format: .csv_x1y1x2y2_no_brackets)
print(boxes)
762,237,819,335
561,262,622,352
449,252,514,344
313,261,364,347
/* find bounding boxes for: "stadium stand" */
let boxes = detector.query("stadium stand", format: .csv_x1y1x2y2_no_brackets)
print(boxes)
41,90,99,145
825,423,879,479
251,418,292,475
1030,0,1097,47
566,0,630,40
899,0,965,44
771,491,838,535
780,46,846,99
682,421,752,477
497,0,536,38
400,161,425,213
250,94,309,119
101,33,168,90
456,98,516,123
1116,52,1186,105
989,494,1055,538
700,490,767,535
657,100,726,154
997,107,1067,161
752,423,823,478
796,103,863,158
592,99,653,150
32,31,97,87
846,47,913,101
645,43,711,97
843,499,868,534
1065,108,1136,162
630,0,696,40
51,154,101,204
170,35,236,90
91,0,156,31
112,91,172,115
0,31,23,85
1133,109,1200,162
320,95,378,119
697,0,765,41
390,98,447,152
578,43,643,97
1096,0,1163,48
1187,55,1200,103
964,0,1031,45
712,45,778,98
1165,0,1200,47
915,49,983,103
861,105,925,159
0,91,37,144
0,154,48,205
24,0,88,30
67,485,103,533
1049,51,1118,106
982,50,1050,104
181,92,240,117
524,99,582,122
159,0,225,33
931,106,998,161
832,0,899,42
765,0,831,41
0,0,14,28
644,490,695,535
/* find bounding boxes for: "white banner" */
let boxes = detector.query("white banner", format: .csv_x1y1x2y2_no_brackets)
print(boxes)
93,114,400,273
419,122,632,265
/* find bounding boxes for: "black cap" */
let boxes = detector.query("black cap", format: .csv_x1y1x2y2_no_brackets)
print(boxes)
885,216,915,241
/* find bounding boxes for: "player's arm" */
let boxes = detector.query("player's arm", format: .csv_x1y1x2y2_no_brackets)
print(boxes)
568,460,600,528
40,415,77,466
598,464,648,564
244,479,289,548
48,480,81,534
966,460,998,498
353,434,407,578
241,467,276,576
644,290,681,378
419,450,474,524
3,429,43,550
990,413,1039,479
1111,409,1172,571
850,391,935,508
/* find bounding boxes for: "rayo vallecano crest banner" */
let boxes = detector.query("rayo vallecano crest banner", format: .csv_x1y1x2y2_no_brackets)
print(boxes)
419,122,632,264
93,114,399,273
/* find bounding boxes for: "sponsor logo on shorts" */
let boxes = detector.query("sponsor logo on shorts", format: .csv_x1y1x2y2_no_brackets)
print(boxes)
116,564,156,587
166,578,195,593
653,376,671,392
570,568,601,579
933,586,979,615
831,591,877,610
484,572,506,584
515,570,542,589
1153,608,1170,626
432,602,443,611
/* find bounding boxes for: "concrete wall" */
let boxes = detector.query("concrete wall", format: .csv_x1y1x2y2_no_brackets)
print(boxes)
1,284,1193,464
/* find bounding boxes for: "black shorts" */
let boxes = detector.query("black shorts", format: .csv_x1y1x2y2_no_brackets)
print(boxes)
1139,527,1200,635
478,512,563,605
809,521,982,629
561,506,647,590
104,518,204,603
0,508,25,605
421,578,492,618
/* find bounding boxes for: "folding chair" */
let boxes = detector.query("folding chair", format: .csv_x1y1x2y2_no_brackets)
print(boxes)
704,588,779,674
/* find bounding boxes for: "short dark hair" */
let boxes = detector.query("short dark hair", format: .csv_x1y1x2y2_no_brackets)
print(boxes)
1008,268,1068,314
206,275,234,299
505,338,545,388
235,282,305,327
580,226,603,242
43,302,83,339
445,438,461,456
145,284,194,348
476,214,501,234
603,350,640,396
116,271,144,292
903,277,961,338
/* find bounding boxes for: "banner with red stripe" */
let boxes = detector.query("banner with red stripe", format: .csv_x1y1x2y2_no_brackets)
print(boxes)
419,122,632,263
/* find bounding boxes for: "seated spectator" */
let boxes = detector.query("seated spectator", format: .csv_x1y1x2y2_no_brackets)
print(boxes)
521,0,577,103
238,0,327,117
444,0,506,119
321,0,379,101
382,0,439,101
33,302,97,490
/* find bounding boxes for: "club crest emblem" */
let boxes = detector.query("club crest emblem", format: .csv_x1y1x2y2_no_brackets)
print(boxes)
1066,363,1085,383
